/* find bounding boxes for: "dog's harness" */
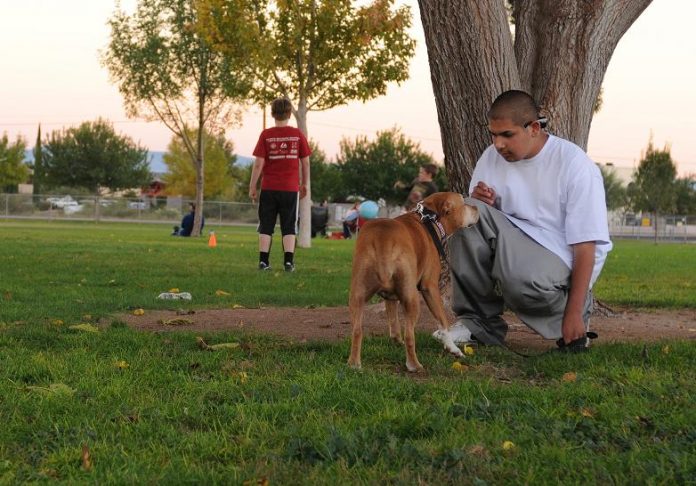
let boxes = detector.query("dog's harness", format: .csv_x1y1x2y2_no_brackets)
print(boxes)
413,201,448,261
412,201,597,357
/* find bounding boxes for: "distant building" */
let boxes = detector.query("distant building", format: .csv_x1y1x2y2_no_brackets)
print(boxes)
597,162,634,185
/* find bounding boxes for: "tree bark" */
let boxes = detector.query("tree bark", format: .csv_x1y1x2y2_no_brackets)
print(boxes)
294,97,312,249
514,0,653,150
418,0,652,187
192,84,206,237
418,0,519,193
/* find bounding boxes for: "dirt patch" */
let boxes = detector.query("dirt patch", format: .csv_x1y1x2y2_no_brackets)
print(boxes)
117,304,696,350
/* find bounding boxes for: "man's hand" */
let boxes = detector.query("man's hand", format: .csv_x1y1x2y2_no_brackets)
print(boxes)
299,184,307,199
248,185,257,202
471,181,497,206
562,311,586,344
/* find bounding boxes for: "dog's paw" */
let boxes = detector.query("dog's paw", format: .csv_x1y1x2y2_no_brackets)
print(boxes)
406,362,425,373
450,347,465,358
347,360,362,370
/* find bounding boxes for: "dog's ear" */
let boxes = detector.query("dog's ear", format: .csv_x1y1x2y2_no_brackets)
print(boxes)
441,199,453,215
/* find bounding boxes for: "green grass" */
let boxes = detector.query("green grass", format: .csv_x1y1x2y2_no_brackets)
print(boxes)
594,239,696,307
0,220,695,484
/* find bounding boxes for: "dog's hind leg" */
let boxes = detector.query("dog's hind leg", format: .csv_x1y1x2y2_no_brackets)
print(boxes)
384,300,403,344
347,288,367,370
422,284,464,358
401,294,424,372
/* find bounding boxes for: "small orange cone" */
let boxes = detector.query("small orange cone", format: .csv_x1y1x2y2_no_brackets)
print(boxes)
208,231,217,248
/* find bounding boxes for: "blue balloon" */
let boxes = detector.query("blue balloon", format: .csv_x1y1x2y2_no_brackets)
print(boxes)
358,200,379,219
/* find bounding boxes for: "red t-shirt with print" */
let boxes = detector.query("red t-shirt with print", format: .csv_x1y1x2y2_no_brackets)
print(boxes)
252,126,311,191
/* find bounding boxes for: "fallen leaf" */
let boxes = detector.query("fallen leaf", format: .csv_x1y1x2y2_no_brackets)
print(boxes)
68,324,100,333
208,342,240,351
562,371,577,383
115,360,129,370
502,440,515,451
169,288,180,293
215,289,231,297
451,362,469,372
463,345,475,356
580,407,594,418
662,345,670,354
159,318,193,326
196,336,210,350
232,304,244,309
51,319,64,326
132,308,145,316
81,444,92,471
82,314,93,322
237,371,248,384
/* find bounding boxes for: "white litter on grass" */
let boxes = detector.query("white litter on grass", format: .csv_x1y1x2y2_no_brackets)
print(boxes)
157,292,192,300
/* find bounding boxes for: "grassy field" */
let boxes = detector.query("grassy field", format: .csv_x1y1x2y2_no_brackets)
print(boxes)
0,220,694,484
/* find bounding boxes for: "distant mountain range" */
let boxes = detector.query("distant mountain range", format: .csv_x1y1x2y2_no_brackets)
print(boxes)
23,150,254,174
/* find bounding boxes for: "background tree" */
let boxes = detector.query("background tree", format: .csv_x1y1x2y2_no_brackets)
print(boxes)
336,128,437,205
417,0,652,192
43,119,151,194
0,133,29,193
627,141,677,243
674,176,696,216
308,141,343,203
598,164,627,212
199,0,416,246
103,0,254,236
163,128,239,200
32,125,45,196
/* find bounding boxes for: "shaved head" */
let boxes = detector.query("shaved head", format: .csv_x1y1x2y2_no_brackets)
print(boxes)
488,90,540,127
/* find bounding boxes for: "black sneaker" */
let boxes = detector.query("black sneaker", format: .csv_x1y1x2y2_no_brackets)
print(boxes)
258,262,271,271
284,262,295,272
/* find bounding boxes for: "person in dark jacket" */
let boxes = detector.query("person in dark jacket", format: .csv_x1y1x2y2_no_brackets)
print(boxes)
172,203,204,236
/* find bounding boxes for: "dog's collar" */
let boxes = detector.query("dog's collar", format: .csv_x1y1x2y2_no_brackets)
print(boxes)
414,202,445,240
413,201,447,259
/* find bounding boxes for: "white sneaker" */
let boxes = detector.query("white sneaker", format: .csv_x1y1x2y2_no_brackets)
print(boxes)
432,321,472,344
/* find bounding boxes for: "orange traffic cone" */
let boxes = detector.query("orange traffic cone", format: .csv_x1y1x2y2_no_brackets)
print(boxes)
208,231,217,248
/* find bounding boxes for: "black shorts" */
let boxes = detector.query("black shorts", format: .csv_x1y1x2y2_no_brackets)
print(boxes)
257,190,299,236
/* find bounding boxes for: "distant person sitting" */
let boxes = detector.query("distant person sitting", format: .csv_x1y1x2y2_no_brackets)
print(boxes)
172,203,204,237
342,202,360,239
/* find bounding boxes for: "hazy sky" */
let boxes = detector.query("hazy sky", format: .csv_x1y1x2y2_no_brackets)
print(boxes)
1,0,694,175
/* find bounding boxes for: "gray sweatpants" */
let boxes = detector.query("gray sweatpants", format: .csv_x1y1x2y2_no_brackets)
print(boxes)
450,198,592,344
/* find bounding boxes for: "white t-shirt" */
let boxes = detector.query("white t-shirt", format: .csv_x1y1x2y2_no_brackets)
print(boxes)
469,135,612,286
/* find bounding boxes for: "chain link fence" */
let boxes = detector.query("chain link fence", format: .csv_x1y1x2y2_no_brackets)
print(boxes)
608,211,696,242
0,193,258,226
3,193,695,242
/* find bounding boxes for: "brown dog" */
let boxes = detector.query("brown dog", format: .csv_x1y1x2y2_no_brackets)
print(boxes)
347,192,479,371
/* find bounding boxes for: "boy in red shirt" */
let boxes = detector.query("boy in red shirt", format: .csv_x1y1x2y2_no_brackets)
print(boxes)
249,98,311,272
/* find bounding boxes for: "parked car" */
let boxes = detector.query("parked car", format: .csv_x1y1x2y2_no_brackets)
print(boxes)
127,201,148,210
46,196,79,209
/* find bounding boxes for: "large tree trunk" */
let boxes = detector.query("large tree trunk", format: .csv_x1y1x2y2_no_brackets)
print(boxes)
418,0,519,193
514,0,653,150
294,99,312,249
418,0,652,187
